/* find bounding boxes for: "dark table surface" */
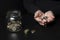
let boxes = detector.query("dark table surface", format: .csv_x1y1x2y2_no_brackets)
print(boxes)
0,14,60,40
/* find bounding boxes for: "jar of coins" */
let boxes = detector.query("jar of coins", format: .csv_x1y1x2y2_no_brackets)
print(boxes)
6,10,22,32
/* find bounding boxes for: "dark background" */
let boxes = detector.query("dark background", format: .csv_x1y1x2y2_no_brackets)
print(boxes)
0,0,60,40
0,0,36,40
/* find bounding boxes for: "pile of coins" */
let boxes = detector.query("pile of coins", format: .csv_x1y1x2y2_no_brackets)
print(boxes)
7,20,22,32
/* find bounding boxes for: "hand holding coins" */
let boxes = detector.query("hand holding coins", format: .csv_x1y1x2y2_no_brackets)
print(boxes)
34,10,55,26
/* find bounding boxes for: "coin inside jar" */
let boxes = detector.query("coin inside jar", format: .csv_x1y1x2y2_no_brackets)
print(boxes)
7,20,22,32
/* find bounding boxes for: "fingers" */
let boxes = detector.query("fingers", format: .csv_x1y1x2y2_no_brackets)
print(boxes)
34,10,55,26
46,16,54,22
34,11,47,26
45,11,55,18
35,17,42,22
34,10,45,26
34,10,44,18
38,19,47,26
45,11,55,22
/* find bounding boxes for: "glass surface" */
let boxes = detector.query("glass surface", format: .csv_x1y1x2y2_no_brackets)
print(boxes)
6,10,22,32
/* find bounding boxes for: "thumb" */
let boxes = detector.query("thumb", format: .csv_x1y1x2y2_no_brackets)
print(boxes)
45,11,53,15
34,10,44,18
45,11,55,18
